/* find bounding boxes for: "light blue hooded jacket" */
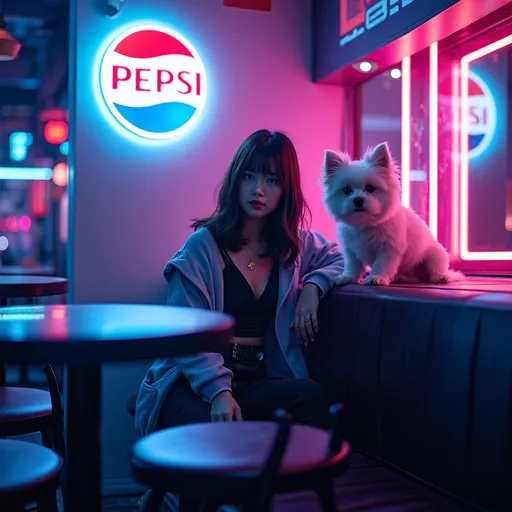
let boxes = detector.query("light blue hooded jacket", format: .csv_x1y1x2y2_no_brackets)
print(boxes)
135,227,343,436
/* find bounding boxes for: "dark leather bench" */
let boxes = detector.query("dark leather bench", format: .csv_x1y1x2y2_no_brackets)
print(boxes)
304,277,512,512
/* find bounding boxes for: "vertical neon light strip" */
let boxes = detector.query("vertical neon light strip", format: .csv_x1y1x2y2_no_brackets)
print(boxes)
401,56,411,207
460,34,512,261
429,42,438,239
450,62,460,257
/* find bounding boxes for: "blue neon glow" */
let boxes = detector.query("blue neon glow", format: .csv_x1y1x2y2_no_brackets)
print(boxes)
0,168,53,180
10,132,33,145
10,145,28,162
0,313,45,321
9,132,33,162
60,141,69,156
112,102,196,133
92,20,209,145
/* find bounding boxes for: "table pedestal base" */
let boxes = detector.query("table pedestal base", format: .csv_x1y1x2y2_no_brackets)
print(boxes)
65,364,102,511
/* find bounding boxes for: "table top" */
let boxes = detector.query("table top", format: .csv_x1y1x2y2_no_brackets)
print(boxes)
0,304,234,365
0,275,68,299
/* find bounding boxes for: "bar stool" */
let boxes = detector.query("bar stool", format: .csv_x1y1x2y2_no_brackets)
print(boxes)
0,438,63,512
0,365,65,457
0,365,66,508
131,404,349,512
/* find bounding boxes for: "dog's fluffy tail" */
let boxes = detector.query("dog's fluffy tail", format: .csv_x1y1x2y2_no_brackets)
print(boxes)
446,269,466,282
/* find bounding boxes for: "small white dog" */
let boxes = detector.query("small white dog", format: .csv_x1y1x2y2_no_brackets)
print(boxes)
321,142,464,286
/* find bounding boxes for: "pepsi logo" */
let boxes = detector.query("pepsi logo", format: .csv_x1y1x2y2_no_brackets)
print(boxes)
439,70,497,160
466,71,496,160
99,25,207,140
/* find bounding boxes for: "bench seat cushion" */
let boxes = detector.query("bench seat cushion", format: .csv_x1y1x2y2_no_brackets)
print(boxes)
307,278,512,512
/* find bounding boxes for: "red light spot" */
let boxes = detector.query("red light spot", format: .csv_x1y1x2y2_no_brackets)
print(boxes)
31,181,49,218
44,121,68,145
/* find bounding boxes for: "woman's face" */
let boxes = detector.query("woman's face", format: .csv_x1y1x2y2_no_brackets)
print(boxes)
238,169,283,219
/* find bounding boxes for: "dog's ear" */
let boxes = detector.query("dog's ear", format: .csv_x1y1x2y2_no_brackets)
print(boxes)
365,143,392,169
322,150,350,182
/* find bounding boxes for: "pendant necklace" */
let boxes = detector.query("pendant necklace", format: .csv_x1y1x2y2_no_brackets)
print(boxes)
244,244,257,271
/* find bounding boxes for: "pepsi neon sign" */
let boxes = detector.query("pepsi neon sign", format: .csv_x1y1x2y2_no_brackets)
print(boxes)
466,71,496,160
99,25,207,140
440,69,497,161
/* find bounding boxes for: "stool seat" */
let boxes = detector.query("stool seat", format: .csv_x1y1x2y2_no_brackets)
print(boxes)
132,405,348,512
0,387,52,423
0,439,62,497
134,422,347,475
132,420,350,508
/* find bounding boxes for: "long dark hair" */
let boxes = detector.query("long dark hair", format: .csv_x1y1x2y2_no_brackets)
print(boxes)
192,129,311,267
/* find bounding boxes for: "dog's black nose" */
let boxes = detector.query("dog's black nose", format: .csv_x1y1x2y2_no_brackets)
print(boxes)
353,197,364,208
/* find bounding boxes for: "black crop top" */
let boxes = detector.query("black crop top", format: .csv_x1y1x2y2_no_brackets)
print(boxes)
218,246,279,338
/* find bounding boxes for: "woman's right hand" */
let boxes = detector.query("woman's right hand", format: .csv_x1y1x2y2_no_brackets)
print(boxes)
211,390,243,422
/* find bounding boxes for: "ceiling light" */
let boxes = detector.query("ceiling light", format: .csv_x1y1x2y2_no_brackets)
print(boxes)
0,2,21,61
353,61,378,73
390,68,402,79
359,61,372,72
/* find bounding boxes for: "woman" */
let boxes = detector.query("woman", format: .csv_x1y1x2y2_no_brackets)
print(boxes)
135,129,344,437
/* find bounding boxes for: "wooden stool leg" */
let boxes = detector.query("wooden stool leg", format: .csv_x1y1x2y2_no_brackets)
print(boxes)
316,480,337,512
139,489,165,512
41,427,54,450
36,428,60,512
59,461,69,512
0,361,6,387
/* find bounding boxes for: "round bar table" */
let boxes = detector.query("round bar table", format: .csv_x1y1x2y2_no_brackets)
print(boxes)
0,275,68,385
0,304,234,512
0,275,68,306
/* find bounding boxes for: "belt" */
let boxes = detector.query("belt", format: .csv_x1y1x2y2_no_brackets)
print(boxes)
224,343,264,361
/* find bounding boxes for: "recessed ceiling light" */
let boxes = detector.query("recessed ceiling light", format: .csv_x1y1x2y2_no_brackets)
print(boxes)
390,68,402,79
352,61,378,73
359,61,373,72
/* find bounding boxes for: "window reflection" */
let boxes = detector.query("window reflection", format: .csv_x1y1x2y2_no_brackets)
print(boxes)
463,42,512,255
0,2,69,277
356,26,512,271
358,66,402,165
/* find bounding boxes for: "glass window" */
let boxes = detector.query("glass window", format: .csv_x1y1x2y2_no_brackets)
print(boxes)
356,23,512,272
446,35,512,260
358,65,402,165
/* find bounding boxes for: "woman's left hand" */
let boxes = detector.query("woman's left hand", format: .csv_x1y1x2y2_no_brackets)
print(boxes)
291,283,321,346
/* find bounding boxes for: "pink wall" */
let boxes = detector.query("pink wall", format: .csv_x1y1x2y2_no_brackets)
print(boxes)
70,0,342,490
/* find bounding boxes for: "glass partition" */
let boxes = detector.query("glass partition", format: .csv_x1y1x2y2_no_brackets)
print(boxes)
356,24,512,272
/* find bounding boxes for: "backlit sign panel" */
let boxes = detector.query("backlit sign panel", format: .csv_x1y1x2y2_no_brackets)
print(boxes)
99,25,207,140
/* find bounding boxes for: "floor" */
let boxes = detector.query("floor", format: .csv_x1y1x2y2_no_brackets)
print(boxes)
102,495,141,511
9,370,475,512
78,453,474,512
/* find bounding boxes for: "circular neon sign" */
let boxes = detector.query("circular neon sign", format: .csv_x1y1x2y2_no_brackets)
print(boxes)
99,25,207,140
466,71,497,160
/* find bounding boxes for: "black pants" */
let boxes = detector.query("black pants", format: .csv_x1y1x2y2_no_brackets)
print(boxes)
157,356,330,430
